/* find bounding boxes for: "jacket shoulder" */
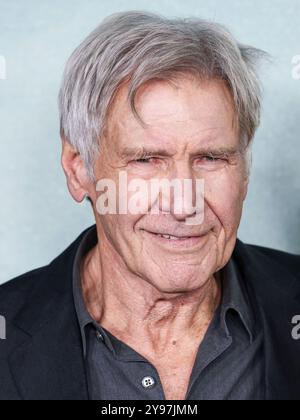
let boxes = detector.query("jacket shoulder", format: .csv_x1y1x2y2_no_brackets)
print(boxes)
0,226,94,320
241,242,300,279
0,266,50,318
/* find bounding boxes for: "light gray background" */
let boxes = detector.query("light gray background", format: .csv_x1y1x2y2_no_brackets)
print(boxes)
0,0,299,284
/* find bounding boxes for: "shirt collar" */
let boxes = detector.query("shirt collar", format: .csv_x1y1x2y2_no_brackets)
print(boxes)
218,258,255,343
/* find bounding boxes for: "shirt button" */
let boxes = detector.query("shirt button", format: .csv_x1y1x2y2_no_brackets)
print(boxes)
96,331,103,341
142,376,156,390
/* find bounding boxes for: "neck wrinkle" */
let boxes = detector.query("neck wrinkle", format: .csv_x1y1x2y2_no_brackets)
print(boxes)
81,237,221,349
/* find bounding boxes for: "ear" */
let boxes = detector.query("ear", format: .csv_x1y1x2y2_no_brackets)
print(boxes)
61,139,91,203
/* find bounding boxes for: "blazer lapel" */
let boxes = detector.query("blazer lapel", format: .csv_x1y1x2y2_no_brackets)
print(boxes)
8,300,88,400
8,232,90,400
234,241,300,400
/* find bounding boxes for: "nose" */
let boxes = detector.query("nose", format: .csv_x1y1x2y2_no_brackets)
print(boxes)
159,162,204,223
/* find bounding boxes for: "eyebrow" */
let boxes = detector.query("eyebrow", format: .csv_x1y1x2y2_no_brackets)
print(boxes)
120,145,241,160
120,146,175,160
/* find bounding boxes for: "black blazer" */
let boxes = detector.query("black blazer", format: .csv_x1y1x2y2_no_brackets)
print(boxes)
1,226,300,400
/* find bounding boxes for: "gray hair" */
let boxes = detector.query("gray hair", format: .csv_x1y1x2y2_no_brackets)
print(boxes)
59,10,265,179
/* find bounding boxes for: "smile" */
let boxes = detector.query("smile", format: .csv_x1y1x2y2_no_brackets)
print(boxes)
144,230,209,248
155,234,193,240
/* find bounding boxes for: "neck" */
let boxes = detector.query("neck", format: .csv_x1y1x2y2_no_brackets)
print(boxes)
81,235,221,354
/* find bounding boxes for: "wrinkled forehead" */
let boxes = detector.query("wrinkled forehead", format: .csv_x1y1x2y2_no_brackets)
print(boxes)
104,76,239,154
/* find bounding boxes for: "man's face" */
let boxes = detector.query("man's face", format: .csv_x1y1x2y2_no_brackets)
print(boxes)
92,75,249,293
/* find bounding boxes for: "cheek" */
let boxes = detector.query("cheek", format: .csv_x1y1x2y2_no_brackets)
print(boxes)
204,171,246,231
96,212,143,252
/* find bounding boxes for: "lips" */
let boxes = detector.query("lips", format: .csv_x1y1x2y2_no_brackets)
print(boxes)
155,233,194,241
143,230,205,241
155,233,191,241
145,231,209,250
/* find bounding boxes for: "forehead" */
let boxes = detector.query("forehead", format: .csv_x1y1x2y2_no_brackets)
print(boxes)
106,76,238,153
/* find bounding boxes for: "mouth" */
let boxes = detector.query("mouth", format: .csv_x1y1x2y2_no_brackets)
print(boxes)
143,230,209,248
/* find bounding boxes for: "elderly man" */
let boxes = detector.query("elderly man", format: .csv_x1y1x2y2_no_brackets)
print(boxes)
1,11,300,401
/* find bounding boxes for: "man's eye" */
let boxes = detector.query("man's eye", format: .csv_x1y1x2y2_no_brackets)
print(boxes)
134,157,156,164
200,156,223,162
136,158,152,163
194,155,228,170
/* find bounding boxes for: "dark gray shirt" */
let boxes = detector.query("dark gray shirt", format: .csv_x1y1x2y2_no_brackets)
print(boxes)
73,226,265,400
